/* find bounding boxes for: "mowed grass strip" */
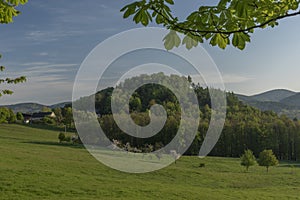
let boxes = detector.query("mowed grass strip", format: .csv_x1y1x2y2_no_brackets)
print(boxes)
1,124,300,199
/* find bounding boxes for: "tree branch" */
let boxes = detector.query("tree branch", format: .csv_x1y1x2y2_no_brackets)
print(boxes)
152,6,300,35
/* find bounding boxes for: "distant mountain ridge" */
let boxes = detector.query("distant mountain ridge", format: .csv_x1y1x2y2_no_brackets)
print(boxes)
2,89,300,118
251,89,296,102
0,102,70,113
280,93,300,107
237,89,300,119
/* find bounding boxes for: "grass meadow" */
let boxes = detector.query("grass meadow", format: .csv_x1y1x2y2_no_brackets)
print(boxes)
1,124,300,199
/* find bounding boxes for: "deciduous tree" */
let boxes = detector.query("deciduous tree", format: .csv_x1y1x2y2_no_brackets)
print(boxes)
0,0,28,97
258,149,279,172
240,149,257,171
121,0,300,50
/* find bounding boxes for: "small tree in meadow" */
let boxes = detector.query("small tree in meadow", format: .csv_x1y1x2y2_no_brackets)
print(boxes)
240,149,257,172
258,150,279,172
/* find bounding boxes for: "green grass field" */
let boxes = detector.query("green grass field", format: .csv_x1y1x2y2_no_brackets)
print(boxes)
1,124,300,199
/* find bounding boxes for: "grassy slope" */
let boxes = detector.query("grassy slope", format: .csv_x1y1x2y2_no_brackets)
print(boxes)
1,124,300,200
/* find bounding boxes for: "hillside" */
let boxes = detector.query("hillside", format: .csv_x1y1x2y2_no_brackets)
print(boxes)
239,100,297,113
1,124,300,199
247,89,296,102
237,89,300,119
280,93,300,107
0,102,70,113
1,103,47,113
74,74,300,160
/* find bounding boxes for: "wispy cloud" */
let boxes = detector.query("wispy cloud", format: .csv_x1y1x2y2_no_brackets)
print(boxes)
25,63,78,70
25,30,85,42
22,62,50,66
37,52,49,56
222,74,254,84
3,62,78,80
191,73,253,85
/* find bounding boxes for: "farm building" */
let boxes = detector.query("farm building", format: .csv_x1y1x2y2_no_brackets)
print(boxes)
22,112,56,123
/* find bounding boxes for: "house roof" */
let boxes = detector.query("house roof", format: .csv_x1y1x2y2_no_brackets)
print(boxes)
31,112,53,118
22,113,32,118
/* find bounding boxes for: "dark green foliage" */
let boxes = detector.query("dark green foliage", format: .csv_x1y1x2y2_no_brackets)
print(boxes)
94,87,114,115
258,150,279,172
199,163,205,168
42,116,56,125
92,73,300,161
53,107,63,124
16,112,24,121
58,132,65,143
61,106,74,128
0,107,16,123
72,135,82,144
58,132,73,143
64,136,71,142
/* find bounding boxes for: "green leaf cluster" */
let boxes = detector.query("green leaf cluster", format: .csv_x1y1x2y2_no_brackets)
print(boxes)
0,107,16,123
0,0,27,23
121,0,300,50
0,54,27,97
0,0,27,97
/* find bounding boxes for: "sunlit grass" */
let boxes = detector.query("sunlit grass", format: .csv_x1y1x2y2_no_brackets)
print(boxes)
1,124,300,199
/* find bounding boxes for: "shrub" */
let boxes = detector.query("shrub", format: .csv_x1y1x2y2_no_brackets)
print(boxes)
65,136,71,142
199,163,205,168
58,132,65,143
16,112,24,121
42,117,55,125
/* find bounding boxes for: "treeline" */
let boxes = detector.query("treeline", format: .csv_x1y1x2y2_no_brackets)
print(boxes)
0,107,23,123
3,73,300,161
209,93,300,161
88,73,300,161
52,105,74,128
33,106,75,129
0,105,75,130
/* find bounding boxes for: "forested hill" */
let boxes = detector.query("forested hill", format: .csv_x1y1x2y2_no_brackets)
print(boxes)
75,73,300,161
0,102,70,113
240,89,296,102
236,89,300,119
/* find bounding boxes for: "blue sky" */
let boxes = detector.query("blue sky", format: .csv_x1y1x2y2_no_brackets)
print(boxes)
1,0,300,105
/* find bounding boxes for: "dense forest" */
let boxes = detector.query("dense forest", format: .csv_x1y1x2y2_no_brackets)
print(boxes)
73,73,300,161
3,73,300,161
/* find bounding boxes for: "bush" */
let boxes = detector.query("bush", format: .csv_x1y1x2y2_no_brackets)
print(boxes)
65,136,71,142
58,132,65,143
42,117,55,125
72,136,82,144
16,112,24,121
0,107,16,123
199,163,205,168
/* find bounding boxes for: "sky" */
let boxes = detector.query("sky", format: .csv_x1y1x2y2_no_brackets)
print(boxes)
0,0,300,105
